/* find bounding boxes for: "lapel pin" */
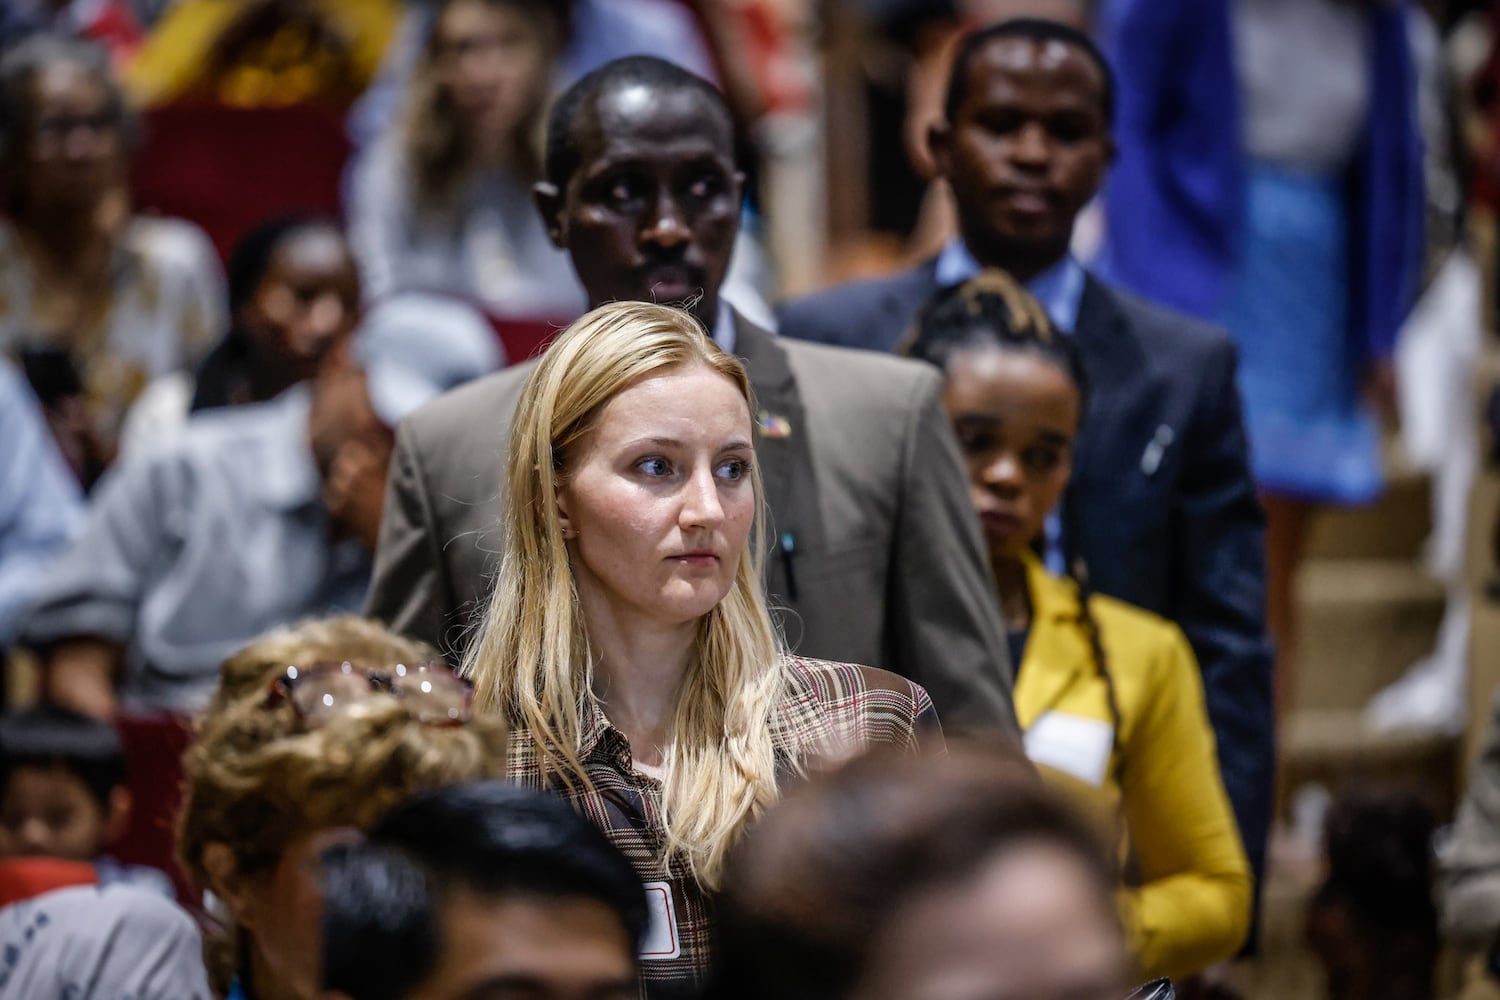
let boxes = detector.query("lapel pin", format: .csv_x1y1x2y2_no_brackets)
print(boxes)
1140,425,1175,477
756,410,792,439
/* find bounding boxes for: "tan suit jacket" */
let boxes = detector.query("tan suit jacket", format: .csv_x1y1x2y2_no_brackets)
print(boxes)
365,312,1017,731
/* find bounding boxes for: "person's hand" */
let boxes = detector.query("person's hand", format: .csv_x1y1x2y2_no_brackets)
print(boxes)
322,434,393,551
46,639,122,721
43,395,115,490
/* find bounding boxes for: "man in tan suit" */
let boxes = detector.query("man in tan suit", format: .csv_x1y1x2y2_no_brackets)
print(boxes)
366,56,1016,731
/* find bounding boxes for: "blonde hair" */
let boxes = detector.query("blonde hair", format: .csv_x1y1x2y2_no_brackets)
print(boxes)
463,300,788,888
179,618,506,994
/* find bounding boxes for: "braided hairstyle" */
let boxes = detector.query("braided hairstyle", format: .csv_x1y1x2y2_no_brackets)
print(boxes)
905,269,1123,764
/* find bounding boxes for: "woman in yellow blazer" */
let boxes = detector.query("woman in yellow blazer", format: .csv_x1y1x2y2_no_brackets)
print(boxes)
905,270,1252,982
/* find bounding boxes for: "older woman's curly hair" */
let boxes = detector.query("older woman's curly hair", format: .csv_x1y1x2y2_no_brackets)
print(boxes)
204,614,443,718
179,617,507,993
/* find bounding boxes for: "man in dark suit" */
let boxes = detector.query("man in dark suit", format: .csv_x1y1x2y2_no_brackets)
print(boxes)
781,19,1273,884
365,56,1018,733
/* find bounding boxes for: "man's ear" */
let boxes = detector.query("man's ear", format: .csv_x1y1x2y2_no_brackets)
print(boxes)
927,121,953,179
533,181,568,249
103,786,132,846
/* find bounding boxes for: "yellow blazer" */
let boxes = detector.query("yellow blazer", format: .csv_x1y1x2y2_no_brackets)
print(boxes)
1014,553,1252,981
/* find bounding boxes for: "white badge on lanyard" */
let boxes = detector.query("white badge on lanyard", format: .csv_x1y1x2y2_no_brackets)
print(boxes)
640,881,681,960
1024,711,1114,787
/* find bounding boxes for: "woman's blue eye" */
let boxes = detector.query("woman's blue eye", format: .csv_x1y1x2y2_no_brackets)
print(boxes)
716,459,749,481
637,457,671,477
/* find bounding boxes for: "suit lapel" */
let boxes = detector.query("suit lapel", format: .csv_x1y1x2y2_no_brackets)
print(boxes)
732,313,823,555
1071,278,1148,479
1016,555,1092,727
878,259,941,353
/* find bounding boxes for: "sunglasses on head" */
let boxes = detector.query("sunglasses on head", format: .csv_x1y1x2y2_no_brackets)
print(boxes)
264,660,473,728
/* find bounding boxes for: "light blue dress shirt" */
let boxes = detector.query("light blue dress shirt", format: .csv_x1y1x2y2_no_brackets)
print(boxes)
935,240,1089,571
934,239,1088,333
0,360,83,647
21,387,371,713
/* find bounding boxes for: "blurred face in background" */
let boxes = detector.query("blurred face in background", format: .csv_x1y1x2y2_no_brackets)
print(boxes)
307,348,388,479
931,35,1112,277
210,828,359,1000
941,343,1079,562
0,765,123,861
405,894,639,1000
432,0,553,155
241,226,361,393
853,840,1128,1000
17,60,125,212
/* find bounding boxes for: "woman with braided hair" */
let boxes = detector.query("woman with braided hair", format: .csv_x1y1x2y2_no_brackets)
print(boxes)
905,269,1252,983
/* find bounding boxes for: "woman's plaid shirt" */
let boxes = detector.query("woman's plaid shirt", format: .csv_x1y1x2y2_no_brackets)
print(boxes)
505,656,941,999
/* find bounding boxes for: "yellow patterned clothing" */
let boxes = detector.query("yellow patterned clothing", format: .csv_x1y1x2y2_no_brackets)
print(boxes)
0,216,224,445
126,0,399,108
1012,551,1252,981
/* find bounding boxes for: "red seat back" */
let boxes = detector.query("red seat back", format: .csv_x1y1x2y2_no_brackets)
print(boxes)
107,712,195,902
131,102,352,263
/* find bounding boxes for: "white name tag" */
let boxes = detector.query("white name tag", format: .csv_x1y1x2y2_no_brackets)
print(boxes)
1024,711,1114,787
640,881,681,960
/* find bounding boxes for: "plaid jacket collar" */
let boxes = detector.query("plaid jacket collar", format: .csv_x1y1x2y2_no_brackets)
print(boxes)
571,658,833,774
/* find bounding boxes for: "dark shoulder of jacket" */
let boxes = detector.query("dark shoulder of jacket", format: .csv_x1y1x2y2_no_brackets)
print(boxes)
777,264,937,344
1091,280,1234,363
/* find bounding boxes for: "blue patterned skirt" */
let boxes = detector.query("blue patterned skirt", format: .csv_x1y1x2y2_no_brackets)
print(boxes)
1219,162,1383,504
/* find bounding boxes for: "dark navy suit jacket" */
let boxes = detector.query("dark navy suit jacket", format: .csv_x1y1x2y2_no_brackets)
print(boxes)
779,263,1275,881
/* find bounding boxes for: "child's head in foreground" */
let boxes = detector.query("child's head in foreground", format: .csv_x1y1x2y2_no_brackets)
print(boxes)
0,706,129,861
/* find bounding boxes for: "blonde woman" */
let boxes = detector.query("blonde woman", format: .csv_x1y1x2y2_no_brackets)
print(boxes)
178,617,508,1000
464,301,939,996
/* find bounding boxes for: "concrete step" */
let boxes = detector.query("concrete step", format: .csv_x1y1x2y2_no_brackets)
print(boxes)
1304,459,1432,563
1279,707,1461,820
1225,843,1323,999
1293,559,1446,713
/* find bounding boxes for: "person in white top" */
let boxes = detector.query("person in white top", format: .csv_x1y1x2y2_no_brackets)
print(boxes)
348,0,587,321
0,35,224,484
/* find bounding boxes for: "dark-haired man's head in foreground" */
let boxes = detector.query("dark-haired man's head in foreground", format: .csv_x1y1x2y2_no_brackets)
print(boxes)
710,744,1129,1000
321,781,646,1000
534,55,742,331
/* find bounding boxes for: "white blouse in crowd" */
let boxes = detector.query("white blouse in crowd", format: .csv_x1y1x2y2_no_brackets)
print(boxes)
348,136,588,320
0,214,225,440
1233,0,1374,175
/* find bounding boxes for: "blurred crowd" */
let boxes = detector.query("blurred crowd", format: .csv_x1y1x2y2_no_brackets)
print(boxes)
1,1,1500,1000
